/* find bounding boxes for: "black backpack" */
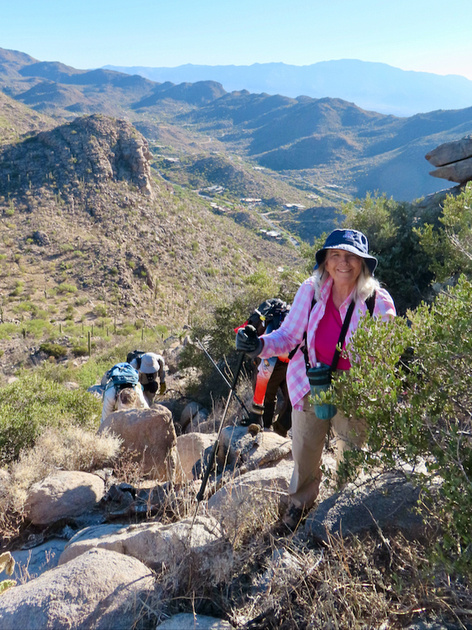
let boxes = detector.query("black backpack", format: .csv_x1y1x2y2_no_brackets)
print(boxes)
247,298,290,335
126,349,145,370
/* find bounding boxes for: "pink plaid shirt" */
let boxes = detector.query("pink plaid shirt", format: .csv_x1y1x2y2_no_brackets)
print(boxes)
259,276,396,410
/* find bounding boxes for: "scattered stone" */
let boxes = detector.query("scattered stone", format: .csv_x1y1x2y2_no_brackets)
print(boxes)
180,401,207,431
208,461,294,520
156,613,232,629
176,432,216,480
24,471,105,526
216,425,292,471
0,539,69,582
58,515,230,575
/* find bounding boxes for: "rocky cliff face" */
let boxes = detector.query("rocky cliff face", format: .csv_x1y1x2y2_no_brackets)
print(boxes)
0,114,155,199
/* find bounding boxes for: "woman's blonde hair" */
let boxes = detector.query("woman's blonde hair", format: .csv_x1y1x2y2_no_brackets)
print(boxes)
313,260,380,302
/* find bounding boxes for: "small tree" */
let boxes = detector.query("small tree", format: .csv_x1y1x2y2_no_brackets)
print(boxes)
336,275,472,576
341,192,437,314
418,181,472,281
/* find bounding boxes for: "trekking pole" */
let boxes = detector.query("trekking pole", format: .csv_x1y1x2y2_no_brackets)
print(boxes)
195,337,250,419
195,350,245,504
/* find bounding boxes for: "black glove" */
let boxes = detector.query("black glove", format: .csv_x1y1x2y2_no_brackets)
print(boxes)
236,325,263,358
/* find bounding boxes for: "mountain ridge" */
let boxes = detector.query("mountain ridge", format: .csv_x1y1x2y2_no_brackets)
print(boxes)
104,59,472,117
1,46,469,208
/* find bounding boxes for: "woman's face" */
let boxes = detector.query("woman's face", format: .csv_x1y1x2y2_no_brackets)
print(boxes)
324,249,363,290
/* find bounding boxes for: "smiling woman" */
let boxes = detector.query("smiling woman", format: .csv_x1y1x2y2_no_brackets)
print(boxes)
324,249,363,306
236,228,396,529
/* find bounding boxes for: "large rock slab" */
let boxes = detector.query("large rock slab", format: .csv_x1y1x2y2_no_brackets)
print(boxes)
0,547,154,630
25,471,105,526
208,461,294,529
217,426,292,471
98,406,180,479
425,135,472,166
59,515,230,574
429,157,472,184
303,470,424,543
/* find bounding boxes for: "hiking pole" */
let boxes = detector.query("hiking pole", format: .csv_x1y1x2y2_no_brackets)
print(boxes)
194,350,246,512
195,336,250,419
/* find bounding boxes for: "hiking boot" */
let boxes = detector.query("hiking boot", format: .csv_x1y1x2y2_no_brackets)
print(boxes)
282,504,307,532
272,419,288,438
240,412,263,428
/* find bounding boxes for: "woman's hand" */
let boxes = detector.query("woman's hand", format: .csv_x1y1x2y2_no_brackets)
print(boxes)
236,325,263,358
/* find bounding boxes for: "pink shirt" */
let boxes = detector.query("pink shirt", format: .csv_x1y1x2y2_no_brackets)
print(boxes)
259,275,396,410
315,292,351,370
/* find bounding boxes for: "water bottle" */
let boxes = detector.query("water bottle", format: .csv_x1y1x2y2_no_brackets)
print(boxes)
307,362,337,420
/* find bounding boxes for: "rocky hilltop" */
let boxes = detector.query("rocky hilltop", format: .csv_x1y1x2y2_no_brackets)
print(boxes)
0,105,301,339
1,114,155,198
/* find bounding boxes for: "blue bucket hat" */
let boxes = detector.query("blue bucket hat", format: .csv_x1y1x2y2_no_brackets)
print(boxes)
315,229,378,275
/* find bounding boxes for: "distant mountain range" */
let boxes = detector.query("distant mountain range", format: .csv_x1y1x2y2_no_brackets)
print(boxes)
104,60,472,117
1,47,471,204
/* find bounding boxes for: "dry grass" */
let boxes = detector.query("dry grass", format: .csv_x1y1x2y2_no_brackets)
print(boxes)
227,529,472,630
138,499,472,630
0,425,121,541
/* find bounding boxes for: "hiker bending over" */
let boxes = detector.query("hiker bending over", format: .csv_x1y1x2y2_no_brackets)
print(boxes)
100,362,148,424
236,229,396,530
236,298,292,436
130,352,167,406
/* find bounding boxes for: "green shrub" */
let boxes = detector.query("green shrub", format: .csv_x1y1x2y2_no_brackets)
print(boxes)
418,181,472,282
39,342,67,358
72,345,89,357
341,193,438,314
56,282,78,294
337,275,472,576
0,372,102,462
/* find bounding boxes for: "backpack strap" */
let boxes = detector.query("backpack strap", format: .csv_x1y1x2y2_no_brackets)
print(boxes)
330,291,375,370
288,290,316,365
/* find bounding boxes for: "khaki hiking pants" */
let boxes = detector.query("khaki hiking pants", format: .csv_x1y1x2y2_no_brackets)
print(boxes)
289,394,366,510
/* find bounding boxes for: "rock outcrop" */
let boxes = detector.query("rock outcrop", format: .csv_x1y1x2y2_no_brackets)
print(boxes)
98,406,182,480
0,114,155,198
426,135,472,184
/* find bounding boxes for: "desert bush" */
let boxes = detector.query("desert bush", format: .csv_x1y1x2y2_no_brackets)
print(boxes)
336,275,472,576
0,371,102,462
39,341,67,358
341,192,438,314
72,344,89,357
56,282,78,294
418,181,472,282
0,425,121,535
180,267,297,374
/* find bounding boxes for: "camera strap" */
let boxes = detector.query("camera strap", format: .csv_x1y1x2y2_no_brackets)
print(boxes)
301,296,355,373
330,299,355,372
295,291,376,373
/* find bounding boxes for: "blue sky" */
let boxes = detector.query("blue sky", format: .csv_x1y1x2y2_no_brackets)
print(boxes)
2,0,472,79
